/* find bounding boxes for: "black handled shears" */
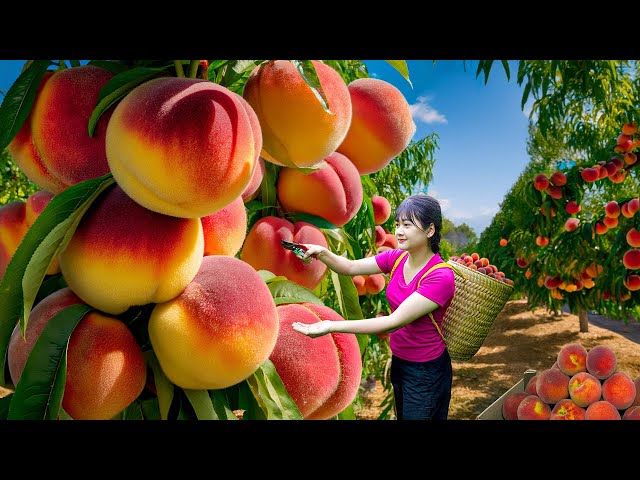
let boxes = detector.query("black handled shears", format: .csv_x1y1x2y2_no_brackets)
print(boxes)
280,240,315,264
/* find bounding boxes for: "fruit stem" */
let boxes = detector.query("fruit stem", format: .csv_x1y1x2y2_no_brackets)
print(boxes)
174,60,185,77
187,60,200,79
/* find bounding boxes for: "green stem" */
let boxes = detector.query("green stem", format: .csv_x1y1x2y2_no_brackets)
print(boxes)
174,60,185,77
187,60,200,79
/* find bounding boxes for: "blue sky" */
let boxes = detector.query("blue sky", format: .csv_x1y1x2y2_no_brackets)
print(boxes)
0,60,532,236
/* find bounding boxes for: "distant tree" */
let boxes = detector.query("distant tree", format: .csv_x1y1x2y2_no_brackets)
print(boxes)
0,149,39,205
444,222,478,253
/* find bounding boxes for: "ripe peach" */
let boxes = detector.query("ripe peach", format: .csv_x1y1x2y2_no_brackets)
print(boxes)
585,263,603,278
628,198,639,216
594,221,608,235
382,233,399,249
550,399,586,420
525,375,539,395
536,236,549,247
270,302,362,420
148,255,279,390
609,170,626,183
602,216,618,229
604,162,618,176
586,345,617,380
621,203,632,218
622,122,638,135
336,77,415,175
107,77,260,218
517,394,551,420
568,371,602,408
617,133,631,145
240,216,328,291
602,372,637,410
623,274,640,291
200,196,247,257
565,201,581,214
533,173,549,191
59,185,204,314
243,60,352,168
502,392,529,420
277,151,363,227
627,228,640,247
499,238,508,247
580,167,599,182
0,201,29,280
353,275,367,296
375,225,386,247
622,405,640,420
623,249,640,270
365,273,386,295
585,400,621,420
624,152,637,165
242,156,266,203
596,164,609,179
546,185,563,199
564,218,580,232
550,171,567,186
8,288,147,420
605,200,620,218
544,275,562,289
557,343,587,376
371,195,392,225
536,368,570,404
516,257,528,268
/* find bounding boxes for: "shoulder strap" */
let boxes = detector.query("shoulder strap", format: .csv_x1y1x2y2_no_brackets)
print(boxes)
415,262,454,347
389,251,409,278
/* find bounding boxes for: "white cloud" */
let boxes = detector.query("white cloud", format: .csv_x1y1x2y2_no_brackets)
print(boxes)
409,96,447,125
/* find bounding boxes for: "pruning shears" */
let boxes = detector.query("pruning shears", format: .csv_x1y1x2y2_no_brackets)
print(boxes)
281,240,315,264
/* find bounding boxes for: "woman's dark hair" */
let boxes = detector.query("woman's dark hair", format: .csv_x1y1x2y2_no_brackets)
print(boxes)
394,193,442,253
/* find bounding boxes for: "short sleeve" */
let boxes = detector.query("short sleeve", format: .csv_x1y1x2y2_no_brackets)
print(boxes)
374,249,404,274
416,267,455,307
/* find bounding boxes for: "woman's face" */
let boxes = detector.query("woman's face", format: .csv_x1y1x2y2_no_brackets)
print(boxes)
394,216,430,251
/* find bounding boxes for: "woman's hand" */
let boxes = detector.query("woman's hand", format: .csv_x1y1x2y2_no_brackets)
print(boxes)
292,320,333,338
300,244,326,262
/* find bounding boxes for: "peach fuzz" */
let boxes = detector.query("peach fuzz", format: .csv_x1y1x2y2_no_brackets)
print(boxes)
0,201,29,280
277,151,363,227
240,216,328,291
59,184,204,315
27,66,114,193
353,275,367,296
602,372,636,410
550,399,586,420
243,60,351,168
516,394,551,420
107,77,260,218
242,156,266,203
8,288,146,420
365,273,386,295
502,391,529,420
586,345,617,380
623,405,640,420
623,249,640,269
627,228,640,247
25,191,60,275
148,255,279,390
557,342,587,376
201,196,247,257
585,400,621,420
536,368,570,404
336,78,415,175
568,371,602,408
371,195,392,225
270,302,362,420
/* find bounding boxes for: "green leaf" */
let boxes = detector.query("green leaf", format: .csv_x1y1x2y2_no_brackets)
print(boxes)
330,272,368,356
261,161,278,208
0,393,11,419
34,274,67,307
291,60,331,113
88,67,170,137
267,279,325,306
0,173,115,387
336,402,356,420
384,61,412,88
144,350,174,420
231,60,260,75
521,82,532,112
117,399,144,420
184,389,216,420
244,359,303,420
140,397,162,420
209,390,238,420
500,60,511,81
0,60,50,152
291,213,337,229
257,270,278,282
8,303,92,420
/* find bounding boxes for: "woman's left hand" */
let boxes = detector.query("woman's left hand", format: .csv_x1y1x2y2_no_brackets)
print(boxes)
292,320,333,338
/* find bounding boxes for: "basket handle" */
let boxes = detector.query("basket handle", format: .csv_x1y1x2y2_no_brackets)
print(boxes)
416,263,454,346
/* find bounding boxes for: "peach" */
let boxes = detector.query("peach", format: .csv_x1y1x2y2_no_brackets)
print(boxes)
516,257,528,268
336,77,415,175
617,133,631,145
624,152,637,165
609,170,626,183
627,198,639,216
623,249,640,270
568,371,602,408
546,185,563,199
602,215,618,229
580,167,599,182
148,255,279,390
586,345,617,380
525,375,538,395
564,218,580,232
622,122,638,135
565,201,581,214
107,77,260,218
627,228,640,247
585,400,621,420
536,368,570,404
371,195,392,225
502,392,529,420
623,405,640,420
517,394,551,420
550,399,586,420
242,156,266,203
59,185,204,314
375,225,386,247
382,233,399,249
24,191,60,275
533,173,549,191
270,302,362,419
602,372,636,410
200,196,247,257
240,216,328,291
8,288,146,420
365,273,386,295
499,238,508,247
594,221,608,235
557,343,587,376
623,274,640,291
277,151,363,227
536,236,549,247
353,275,367,296
243,60,351,168
28,66,114,193
0,201,29,280
544,276,562,289
550,171,567,186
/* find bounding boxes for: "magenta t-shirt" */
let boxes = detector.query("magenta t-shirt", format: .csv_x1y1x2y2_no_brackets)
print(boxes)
375,249,455,362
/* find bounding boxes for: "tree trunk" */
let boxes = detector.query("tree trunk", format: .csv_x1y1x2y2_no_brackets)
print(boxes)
578,308,589,333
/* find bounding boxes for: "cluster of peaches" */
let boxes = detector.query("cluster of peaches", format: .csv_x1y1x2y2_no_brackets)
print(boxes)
529,261,601,300
450,252,514,285
0,60,416,419
502,342,639,420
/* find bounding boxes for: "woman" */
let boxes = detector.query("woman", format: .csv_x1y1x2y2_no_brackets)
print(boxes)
292,193,455,420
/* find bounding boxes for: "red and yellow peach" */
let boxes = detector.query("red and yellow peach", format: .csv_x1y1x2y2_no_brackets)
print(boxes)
586,345,617,380
201,196,247,257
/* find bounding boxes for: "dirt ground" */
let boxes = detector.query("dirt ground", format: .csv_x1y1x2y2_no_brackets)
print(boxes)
355,298,640,420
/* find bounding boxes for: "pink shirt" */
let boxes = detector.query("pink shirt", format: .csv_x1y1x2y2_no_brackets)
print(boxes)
375,249,455,362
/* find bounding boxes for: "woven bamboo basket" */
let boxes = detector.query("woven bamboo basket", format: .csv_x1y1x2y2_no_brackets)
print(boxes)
441,260,514,361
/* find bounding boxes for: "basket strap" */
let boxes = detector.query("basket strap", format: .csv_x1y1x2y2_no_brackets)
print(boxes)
389,251,409,279
416,262,454,346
